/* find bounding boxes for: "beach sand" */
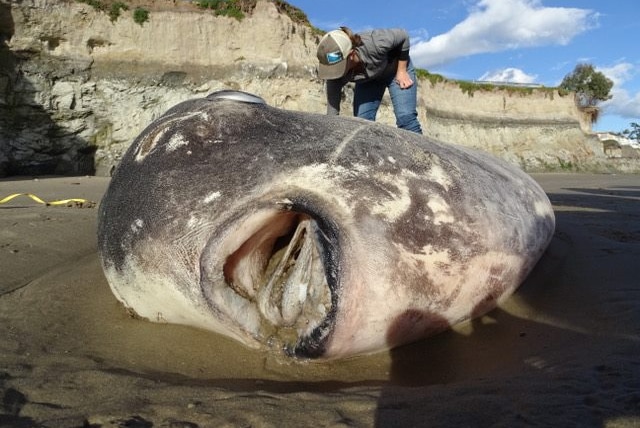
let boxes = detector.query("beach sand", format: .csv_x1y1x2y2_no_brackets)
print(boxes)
0,173,638,427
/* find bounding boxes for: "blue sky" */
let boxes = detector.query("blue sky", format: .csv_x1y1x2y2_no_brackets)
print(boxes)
287,0,639,133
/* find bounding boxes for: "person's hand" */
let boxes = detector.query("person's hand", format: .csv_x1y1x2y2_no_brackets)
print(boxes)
395,70,414,89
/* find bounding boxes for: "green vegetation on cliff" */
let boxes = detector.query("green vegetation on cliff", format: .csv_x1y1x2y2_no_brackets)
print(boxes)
416,68,563,98
195,0,254,20
560,63,613,108
559,63,613,124
133,7,149,24
271,0,323,35
76,0,149,25
195,0,321,33
74,0,321,32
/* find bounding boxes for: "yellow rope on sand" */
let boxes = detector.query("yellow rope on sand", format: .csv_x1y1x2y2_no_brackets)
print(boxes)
0,193,96,208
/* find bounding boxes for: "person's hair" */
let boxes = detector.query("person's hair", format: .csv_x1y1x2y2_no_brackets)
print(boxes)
340,26,363,47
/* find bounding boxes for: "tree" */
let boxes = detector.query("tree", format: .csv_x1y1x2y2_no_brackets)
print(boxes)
622,122,640,142
560,63,613,109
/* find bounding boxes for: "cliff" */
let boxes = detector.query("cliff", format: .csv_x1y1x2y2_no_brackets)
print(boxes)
1,0,637,176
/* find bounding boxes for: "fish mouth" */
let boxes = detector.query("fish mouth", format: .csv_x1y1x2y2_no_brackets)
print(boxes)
206,202,339,358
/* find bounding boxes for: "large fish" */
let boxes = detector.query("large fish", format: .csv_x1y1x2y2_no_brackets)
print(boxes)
97,90,555,359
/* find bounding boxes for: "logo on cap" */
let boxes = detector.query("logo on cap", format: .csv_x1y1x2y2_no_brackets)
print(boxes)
326,51,344,65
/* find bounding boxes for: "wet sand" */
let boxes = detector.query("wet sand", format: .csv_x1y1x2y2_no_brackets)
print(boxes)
0,173,639,427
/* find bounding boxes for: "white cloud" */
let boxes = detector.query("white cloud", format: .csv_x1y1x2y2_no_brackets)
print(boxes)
479,67,538,84
599,63,633,86
411,0,599,68
605,90,640,119
599,63,640,119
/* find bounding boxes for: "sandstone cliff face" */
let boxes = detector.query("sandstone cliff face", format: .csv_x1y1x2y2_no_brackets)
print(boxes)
1,0,635,176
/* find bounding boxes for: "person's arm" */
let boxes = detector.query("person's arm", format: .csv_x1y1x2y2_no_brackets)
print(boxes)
395,58,414,89
326,79,343,115
369,28,414,89
393,29,413,89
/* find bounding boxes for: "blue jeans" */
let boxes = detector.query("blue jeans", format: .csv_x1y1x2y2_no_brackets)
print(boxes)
353,59,423,134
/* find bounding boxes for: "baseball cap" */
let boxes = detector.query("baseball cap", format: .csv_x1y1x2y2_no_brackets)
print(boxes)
316,30,353,79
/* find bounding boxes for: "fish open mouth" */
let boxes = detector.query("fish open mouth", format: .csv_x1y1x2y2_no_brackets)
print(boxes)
218,208,337,357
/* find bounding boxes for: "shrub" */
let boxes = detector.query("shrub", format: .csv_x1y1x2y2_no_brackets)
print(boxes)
195,0,258,21
196,0,223,9
109,2,129,22
133,7,149,25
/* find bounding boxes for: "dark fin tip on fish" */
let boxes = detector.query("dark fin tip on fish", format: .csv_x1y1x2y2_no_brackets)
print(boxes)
206,90,267,105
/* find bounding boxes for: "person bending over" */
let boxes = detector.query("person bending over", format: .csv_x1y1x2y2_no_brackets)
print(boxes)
316,26,423,134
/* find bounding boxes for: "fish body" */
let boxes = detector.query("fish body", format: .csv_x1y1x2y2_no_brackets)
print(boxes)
97,90,555,359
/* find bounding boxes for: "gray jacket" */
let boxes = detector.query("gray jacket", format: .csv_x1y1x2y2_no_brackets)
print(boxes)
325,28,411,115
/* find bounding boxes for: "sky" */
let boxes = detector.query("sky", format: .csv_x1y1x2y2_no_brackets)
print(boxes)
287,0,639,133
